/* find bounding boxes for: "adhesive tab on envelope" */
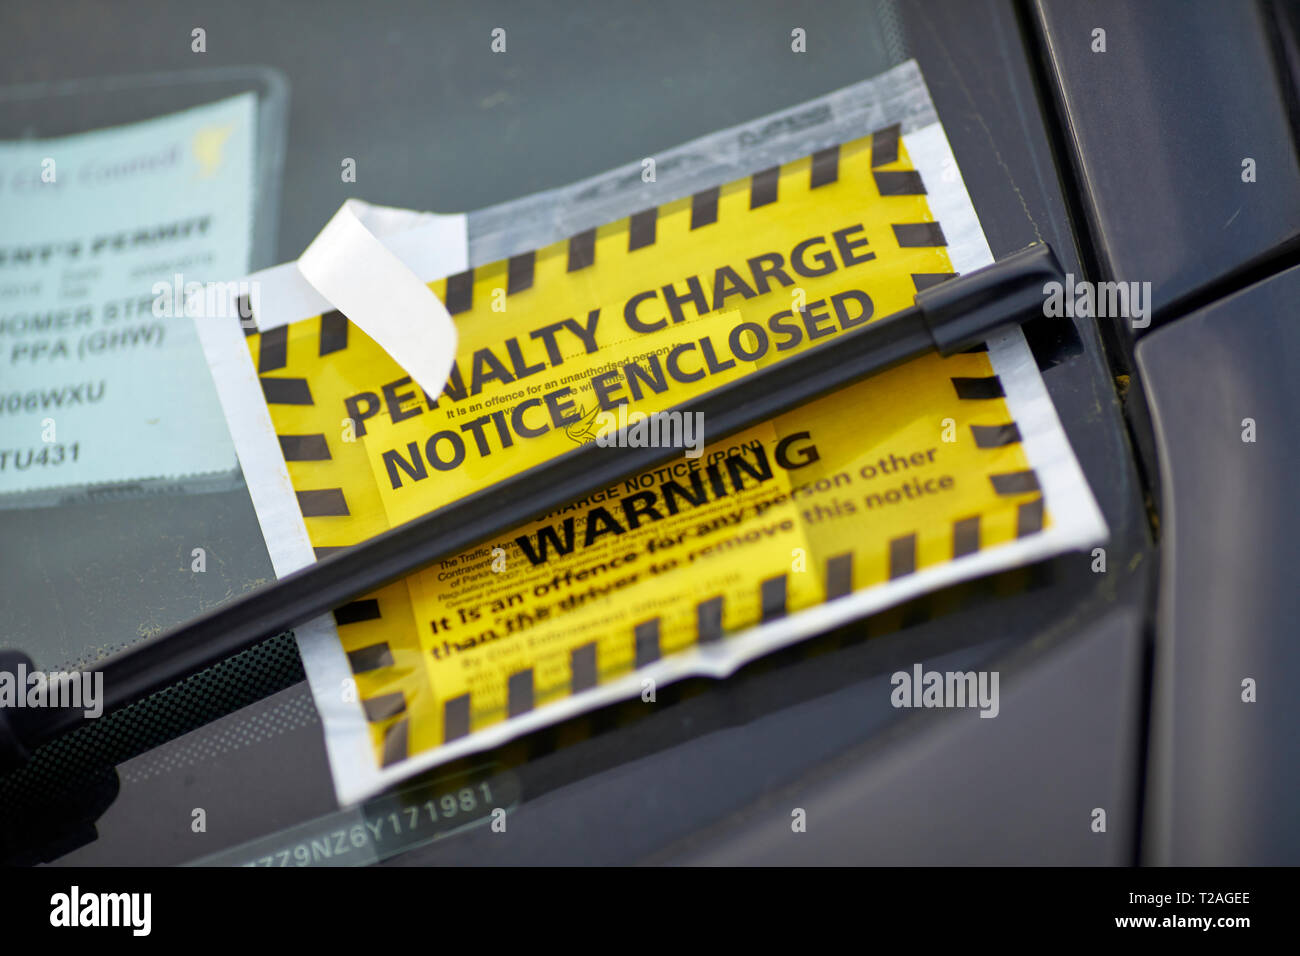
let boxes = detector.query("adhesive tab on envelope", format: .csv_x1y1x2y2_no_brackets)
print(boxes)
297,200,458,399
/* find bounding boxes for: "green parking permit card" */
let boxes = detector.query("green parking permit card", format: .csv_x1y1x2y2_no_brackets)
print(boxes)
0,93,255,498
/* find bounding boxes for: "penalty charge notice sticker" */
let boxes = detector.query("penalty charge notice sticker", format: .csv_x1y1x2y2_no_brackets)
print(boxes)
198,62,1106,804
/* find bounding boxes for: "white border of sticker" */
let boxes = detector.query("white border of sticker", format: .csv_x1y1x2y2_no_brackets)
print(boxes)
195,210,468,808
907,123,1107,554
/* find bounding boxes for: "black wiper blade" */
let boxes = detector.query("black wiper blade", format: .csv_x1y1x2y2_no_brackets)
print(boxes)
0,243,1062,768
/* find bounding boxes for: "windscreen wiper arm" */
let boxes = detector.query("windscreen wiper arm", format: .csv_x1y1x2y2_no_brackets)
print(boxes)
0,242,1062,770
